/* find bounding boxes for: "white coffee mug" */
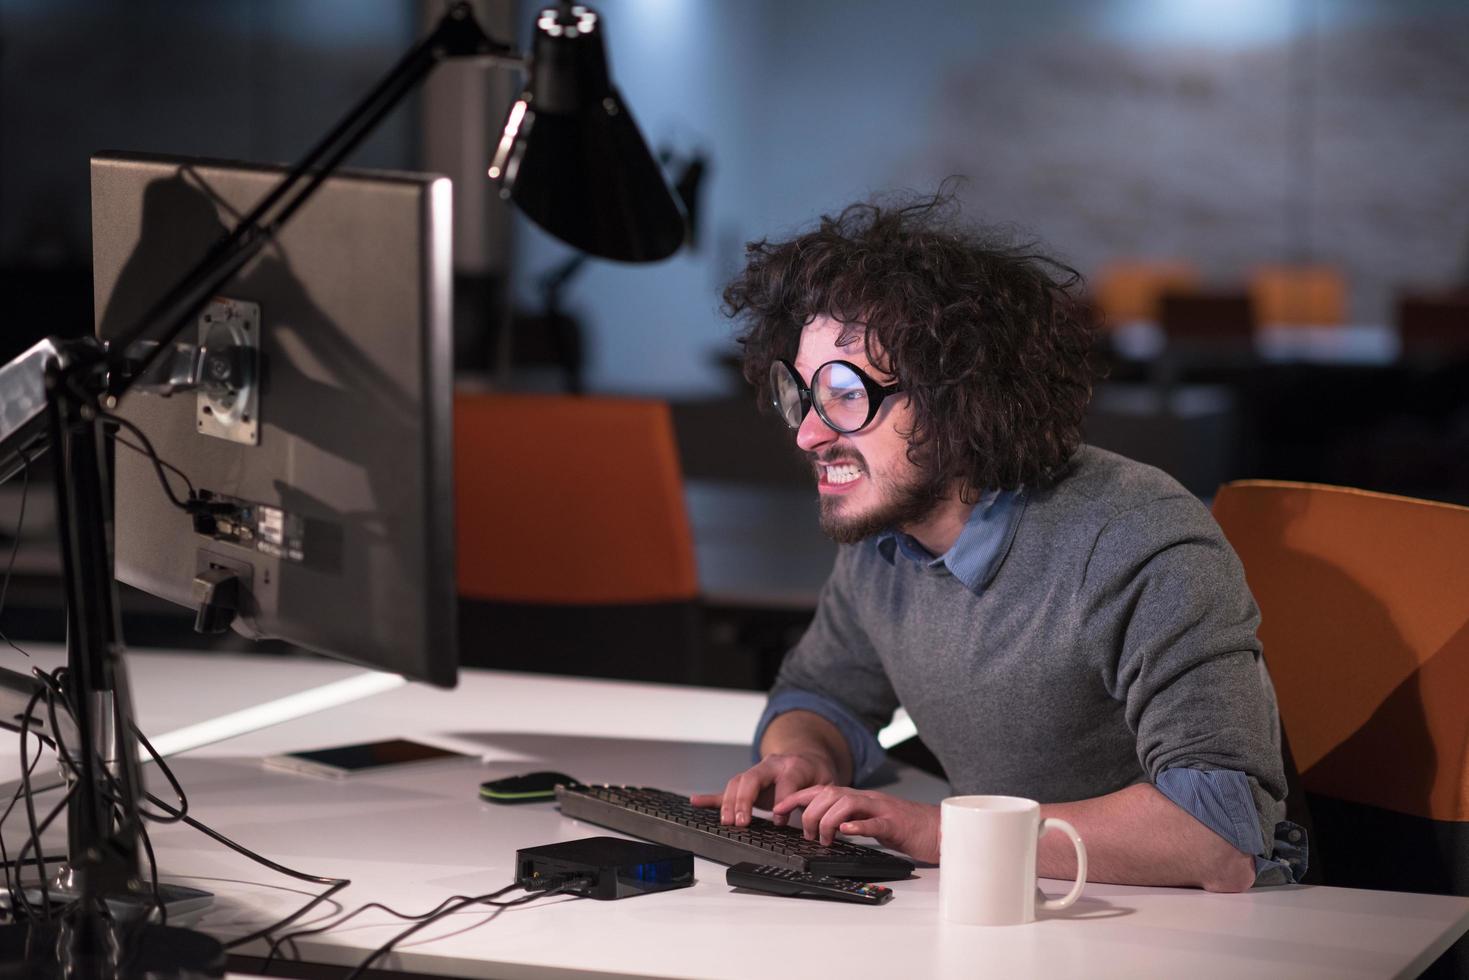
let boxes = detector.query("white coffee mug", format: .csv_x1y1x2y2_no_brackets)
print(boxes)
939,795,1087,925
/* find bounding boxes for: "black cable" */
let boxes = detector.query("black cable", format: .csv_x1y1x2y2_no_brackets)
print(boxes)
31,670,169,927
12,609,353,950
0,420,339,936
0,759,29,907
131,807,167,928
99,412,193,511
0,407,334,938
55,691,183,929
134,775,352,952
4,635,344,946
128,724,189,824
0,459,49,921
34,665,71,756
260,884,521,972
0,446,32,658
94,706,171,928
112,436,196,506
0,716,50,918
0,854,66,873
17,684,54,919
10,779,75,923
130,724,344,889
7,672,101,923
12,663,568,974
155,804,346,892
58,688,352,949
0,669,69,920
343,885,577,980
223,878,351,953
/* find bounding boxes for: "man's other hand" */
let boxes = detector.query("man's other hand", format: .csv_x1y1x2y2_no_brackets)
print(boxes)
773,786,940,863
689,752,839,827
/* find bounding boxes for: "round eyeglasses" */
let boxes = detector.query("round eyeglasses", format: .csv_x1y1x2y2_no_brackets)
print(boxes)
770,359,903,434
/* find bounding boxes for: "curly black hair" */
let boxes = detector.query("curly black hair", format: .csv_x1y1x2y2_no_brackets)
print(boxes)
723,191,1101,496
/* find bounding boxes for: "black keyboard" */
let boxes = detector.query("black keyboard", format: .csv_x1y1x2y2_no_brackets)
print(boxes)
554,784,914,880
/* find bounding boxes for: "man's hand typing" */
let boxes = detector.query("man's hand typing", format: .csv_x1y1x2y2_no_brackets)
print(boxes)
690,709,855,826
773,786,941,863
689,751,838,827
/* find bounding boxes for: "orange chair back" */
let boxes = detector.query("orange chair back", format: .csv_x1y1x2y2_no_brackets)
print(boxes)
1092,260,1200,325
454,392,698,604
1212,481,1469,823
1249,265,1347,326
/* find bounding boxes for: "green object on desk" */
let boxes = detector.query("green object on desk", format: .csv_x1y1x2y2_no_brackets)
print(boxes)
480,771,580,804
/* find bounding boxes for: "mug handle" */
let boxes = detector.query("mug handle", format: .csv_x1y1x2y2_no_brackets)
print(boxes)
1036,817,1087,911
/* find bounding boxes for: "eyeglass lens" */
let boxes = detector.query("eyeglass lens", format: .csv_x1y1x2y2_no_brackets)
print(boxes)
813,362,870,432
772,362,807,428
771,361,874,433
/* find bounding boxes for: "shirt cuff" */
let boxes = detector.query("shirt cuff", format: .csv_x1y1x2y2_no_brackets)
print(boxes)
752,689,887,786
1155,767,1309,886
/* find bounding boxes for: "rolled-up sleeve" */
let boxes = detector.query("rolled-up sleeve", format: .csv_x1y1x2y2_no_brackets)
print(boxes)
752,689,888,785
1083,496,1298,878
1156,767,1308,885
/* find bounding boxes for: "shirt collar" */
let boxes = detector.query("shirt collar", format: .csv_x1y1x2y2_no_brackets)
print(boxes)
875,488,1026,595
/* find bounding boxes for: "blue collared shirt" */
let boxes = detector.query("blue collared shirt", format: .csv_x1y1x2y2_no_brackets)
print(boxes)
755,488,1307,885
873,488,1023,592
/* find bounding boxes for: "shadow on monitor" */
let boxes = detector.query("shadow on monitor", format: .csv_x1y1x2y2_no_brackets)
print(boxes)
92,152,456,687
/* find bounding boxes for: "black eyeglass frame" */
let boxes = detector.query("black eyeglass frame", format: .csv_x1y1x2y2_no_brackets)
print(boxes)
771,358,903,434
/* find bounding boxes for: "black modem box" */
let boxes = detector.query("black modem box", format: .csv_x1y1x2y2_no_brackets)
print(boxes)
516,837,695,900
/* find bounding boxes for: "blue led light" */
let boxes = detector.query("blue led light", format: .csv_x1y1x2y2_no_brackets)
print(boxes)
633,861,673,883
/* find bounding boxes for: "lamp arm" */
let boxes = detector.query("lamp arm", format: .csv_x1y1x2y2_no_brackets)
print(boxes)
108,1,522,400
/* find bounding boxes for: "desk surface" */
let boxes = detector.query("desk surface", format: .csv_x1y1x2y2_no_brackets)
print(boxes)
3,646,1467,979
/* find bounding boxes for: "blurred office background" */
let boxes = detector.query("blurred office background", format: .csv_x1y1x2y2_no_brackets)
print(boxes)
1,0,1467,685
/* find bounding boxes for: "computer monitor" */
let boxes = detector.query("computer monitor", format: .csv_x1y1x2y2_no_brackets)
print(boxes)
91,152,457,687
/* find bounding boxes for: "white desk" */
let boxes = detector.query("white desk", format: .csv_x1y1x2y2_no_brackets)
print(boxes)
3,646,1467,979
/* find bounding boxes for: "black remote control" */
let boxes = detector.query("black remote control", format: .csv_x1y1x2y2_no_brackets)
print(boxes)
725,862,894,905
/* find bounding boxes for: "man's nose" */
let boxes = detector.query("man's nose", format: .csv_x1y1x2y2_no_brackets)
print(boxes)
795,405,839,453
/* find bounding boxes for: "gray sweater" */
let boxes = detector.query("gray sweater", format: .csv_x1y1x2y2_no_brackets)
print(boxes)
772,446,1288,846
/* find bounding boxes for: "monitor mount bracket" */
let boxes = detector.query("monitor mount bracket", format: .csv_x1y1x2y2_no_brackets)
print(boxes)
124,298,261,447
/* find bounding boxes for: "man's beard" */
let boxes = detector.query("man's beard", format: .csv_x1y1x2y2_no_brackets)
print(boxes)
815,452,948,545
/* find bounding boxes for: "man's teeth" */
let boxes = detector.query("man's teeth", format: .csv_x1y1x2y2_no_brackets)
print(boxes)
824,463,861,485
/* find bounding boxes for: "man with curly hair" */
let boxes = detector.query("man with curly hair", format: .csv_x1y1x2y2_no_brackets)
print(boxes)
690,194,1305,892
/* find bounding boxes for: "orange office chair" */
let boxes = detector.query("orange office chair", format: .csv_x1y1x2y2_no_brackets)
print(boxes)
1212,481,1469,918
1248,265,1348,326
454,391,703,683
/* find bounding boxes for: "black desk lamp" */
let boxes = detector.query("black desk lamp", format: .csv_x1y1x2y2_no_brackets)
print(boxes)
491,4,688,261
0,3,683,977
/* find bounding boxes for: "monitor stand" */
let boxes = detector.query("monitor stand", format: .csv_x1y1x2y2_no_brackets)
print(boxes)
0,659,403,931
4,881,214,924
0,341,227,978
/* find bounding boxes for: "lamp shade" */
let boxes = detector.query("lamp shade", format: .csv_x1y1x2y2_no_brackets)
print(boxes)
489,5,686,263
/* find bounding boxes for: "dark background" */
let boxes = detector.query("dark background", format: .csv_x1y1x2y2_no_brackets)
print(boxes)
1,0,1467,665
